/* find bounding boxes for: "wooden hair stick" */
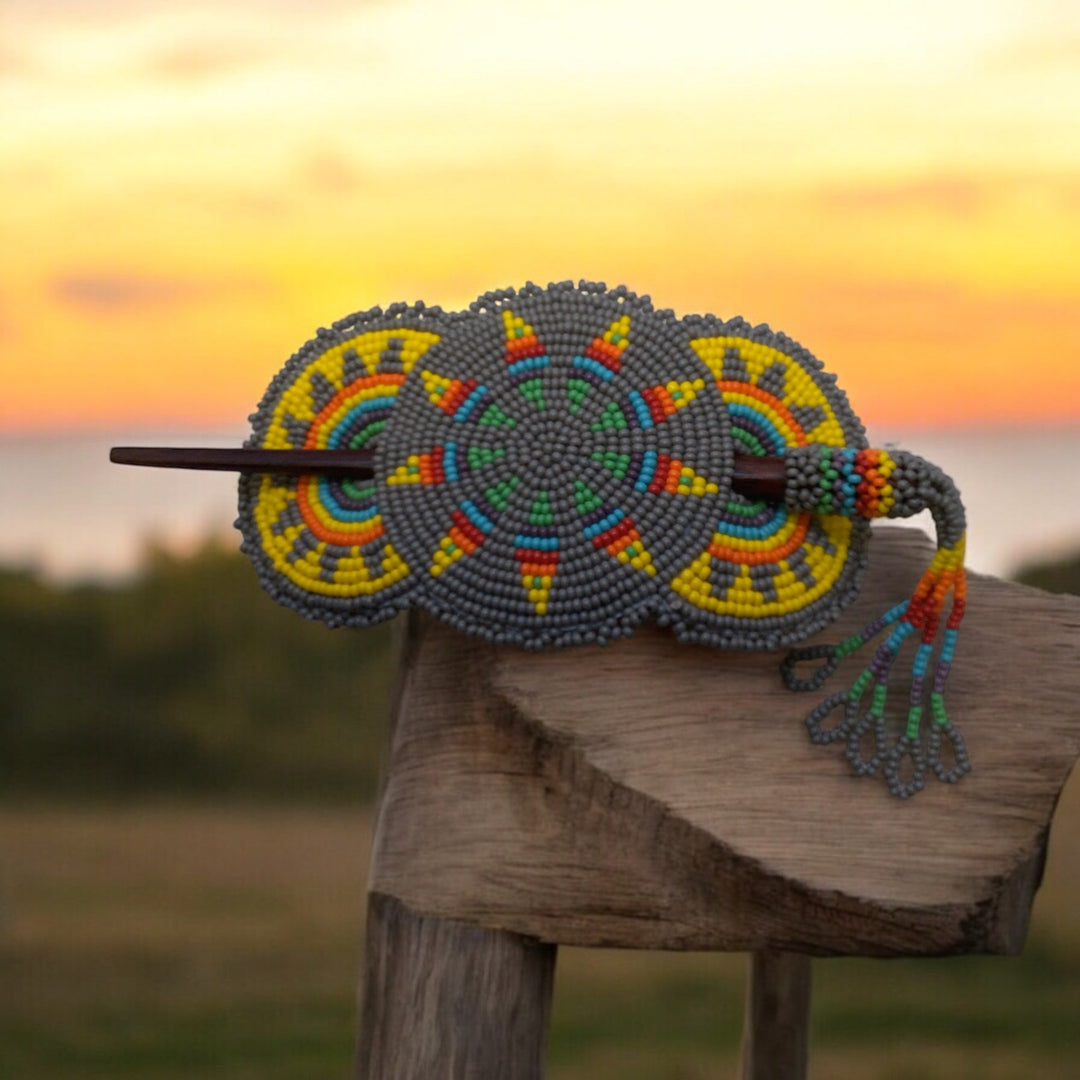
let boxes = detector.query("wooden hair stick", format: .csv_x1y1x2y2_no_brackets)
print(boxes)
110,446,789,501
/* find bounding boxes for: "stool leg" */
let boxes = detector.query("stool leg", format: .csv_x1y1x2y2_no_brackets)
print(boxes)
355,892,557,1080
737,949,811,1080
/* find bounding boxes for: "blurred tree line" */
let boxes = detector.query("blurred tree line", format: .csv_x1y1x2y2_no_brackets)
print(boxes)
0,542,395,802
0,540,1076,803
1013,550,1080,597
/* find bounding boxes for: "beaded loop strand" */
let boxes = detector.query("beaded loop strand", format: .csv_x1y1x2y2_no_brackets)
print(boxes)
781,446,970,798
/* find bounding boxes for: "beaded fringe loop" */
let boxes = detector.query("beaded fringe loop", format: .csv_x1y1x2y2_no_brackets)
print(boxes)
781,447,970,799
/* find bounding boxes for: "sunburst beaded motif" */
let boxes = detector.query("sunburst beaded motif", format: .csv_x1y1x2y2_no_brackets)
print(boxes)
375,285,734,648
240,310,443,627
671,314,868,647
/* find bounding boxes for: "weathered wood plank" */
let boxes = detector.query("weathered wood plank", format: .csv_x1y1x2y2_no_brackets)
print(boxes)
737,950,811,1080
368,527,1080,955
355,892,556,1080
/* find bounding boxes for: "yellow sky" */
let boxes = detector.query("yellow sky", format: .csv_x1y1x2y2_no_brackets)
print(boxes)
2,0,1078,431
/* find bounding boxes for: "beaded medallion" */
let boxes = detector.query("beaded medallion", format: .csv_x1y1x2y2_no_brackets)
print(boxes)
239,283,867,649
234,281,971,799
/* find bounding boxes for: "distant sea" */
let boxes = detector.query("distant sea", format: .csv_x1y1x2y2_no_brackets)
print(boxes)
1,426,1078,582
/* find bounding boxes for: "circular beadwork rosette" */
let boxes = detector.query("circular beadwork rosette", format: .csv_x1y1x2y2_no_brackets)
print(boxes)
238,283,868,650
669,312,869,648
238,302,450,628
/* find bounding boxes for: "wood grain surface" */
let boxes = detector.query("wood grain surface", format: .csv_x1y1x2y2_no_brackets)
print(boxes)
367,527,1080,956
355,892,555,1080
737,950,811,1080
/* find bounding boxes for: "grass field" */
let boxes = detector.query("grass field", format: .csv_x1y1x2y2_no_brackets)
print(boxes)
3,778,1080,1079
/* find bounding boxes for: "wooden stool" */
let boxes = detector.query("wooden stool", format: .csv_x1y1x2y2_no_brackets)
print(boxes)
355,527,1080,1079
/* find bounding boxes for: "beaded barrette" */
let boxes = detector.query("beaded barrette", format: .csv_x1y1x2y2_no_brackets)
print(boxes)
112,281,970,799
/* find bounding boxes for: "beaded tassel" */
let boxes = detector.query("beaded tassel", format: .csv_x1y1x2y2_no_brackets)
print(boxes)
780,447,971,798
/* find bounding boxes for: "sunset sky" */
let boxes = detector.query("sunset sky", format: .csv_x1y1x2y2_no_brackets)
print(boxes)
3,0,1079,433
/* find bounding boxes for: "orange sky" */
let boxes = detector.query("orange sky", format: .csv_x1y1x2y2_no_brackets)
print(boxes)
2,0,1079,432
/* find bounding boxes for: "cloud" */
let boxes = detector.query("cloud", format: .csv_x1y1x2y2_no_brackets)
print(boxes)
0,42,29,78
50,273,270,312
985,34,1080,73
814,176,990,219
299,151,368,196
0,293,15,341
0,0,383,21
143,39,270,82
794,277,1080,342
812,173,1080,221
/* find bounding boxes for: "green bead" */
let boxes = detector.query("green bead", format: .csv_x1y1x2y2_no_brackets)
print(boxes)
518,379,546,410
733,428,766,456
835,634,863,658
725,499,768,518
592,451,630,479
591,402,628,431
574,481,603,515
485,477,520,511
869,682,888,719
567,378,590,414
905,705,923,741
930,692,949,727
479,404,516,428
848,668,873,701
529,492,552,525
